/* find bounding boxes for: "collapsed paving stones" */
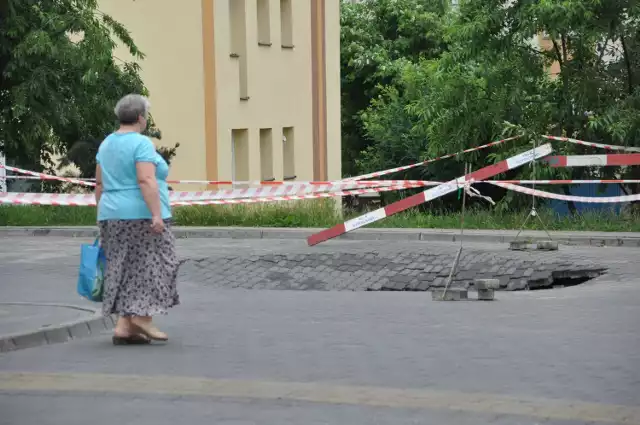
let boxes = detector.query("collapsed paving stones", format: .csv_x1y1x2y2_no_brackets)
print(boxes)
179,247,607,292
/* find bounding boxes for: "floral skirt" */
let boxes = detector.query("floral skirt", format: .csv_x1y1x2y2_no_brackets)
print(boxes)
99,219,179,317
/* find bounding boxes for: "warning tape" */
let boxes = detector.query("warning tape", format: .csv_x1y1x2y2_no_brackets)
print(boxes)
307,144,554,246
542,154,640,167
169,181,406,201
343,136,522,181
489,182,640,203
3,176,95,181
489,179,640,185
542,135,640,153
0,164,95,187
1,169,409,196
1,169,405,190
0,182,427,207
6,175,640,186
171,184,425,206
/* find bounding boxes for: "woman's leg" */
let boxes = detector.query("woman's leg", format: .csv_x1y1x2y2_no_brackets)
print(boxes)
112,316,150,345
130,316,168,341
113,316,132,337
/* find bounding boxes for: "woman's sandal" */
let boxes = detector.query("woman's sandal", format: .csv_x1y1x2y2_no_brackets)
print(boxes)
112,334,151,345
131,322,169,341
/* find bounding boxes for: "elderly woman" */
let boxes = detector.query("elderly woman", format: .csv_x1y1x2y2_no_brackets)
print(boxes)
95,94,179,345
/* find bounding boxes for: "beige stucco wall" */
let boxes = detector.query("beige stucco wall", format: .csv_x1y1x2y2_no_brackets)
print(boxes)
97,0,207,187
99,0,341,186
214,0,314,182
324,0,342,181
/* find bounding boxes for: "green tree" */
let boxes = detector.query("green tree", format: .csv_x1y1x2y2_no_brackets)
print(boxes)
0,0,162,180
340,0,450,177
360,0,640,211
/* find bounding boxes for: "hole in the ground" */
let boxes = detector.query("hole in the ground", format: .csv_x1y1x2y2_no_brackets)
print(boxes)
530,275,593,290
528,269,606,291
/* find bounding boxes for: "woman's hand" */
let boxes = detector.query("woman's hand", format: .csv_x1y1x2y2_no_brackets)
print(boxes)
150,216,165,234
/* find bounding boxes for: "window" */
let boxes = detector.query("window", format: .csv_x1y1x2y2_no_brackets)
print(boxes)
259,129,274,180
229,0,246,54
229,0,249,99
231,129,249,182
257,0,271,46
283,127,295,179
280,0,293,48
238,57,249,100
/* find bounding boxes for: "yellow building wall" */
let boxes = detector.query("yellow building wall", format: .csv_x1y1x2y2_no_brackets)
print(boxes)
98,0,342,186
97,0,208,188
214,0,314,182
324,0,342,181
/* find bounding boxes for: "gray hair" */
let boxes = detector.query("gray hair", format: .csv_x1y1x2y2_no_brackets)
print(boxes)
114,94,150,124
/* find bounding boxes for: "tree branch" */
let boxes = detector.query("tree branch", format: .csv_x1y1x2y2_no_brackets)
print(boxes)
551,38,564,67
620,34,634,94
597,21,617,65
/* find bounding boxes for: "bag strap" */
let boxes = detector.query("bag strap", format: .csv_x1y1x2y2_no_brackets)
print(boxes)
93,237,100,247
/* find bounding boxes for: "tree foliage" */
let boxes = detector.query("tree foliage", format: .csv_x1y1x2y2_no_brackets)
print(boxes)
340,0,451,177
0,0,164,181
344,0,640,210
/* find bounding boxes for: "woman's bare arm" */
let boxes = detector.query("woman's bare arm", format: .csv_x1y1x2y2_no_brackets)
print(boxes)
136,162,161,219
95,165,103,206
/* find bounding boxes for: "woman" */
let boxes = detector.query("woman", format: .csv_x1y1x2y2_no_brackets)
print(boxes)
95,94,179,345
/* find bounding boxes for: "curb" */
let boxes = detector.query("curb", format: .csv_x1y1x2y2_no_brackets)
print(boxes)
0,303,115,353
1,226,640,248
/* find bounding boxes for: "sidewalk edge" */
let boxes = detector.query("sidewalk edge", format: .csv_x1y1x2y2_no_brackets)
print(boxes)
1,226,639,248
0,306,116,353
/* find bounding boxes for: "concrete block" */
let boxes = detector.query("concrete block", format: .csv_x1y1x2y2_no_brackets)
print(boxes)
431,288,468,301
536,240,559,251
44,327,72,344
11,331,47,350
477,289,495,301
474,279,500,290
68,322,91,339
87,317,108,334
509,241,530,251
0,338,17,353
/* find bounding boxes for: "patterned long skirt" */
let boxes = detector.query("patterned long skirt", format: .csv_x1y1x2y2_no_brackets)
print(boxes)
98,219,180,317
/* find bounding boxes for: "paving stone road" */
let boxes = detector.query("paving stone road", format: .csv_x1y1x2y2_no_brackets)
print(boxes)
1,236,639,424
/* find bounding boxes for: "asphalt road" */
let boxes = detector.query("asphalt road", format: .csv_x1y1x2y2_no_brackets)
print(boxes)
1,236,639,424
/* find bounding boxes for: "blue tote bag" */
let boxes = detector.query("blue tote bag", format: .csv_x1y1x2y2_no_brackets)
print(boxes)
77,237,106,302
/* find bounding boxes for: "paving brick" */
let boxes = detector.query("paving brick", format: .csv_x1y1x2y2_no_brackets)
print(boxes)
169,241,613,293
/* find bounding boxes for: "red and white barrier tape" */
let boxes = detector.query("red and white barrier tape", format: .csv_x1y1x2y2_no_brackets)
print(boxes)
1,171,407,197
171,184,425,206
307,144,554,246
542,154,640,167
489,182,640,203
343,136,522,181
0,182,427,207
6,174,640,187
164,179,389,186
491,179,640,185
542,135,640,153
168,181,402,201
0,164,96,187
2,176,94,181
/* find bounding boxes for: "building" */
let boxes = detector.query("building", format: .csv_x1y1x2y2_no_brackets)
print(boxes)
98,0,342,186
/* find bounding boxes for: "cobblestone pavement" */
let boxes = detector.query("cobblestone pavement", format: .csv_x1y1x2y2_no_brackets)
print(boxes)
179,245,608,291
1,236,639,424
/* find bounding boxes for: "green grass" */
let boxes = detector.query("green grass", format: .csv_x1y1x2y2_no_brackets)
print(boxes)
0,201,639,232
